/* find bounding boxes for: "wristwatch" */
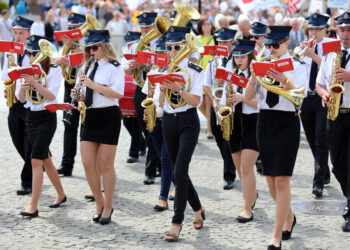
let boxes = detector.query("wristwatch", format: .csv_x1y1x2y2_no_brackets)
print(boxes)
71,44,77,50
178,87,184,95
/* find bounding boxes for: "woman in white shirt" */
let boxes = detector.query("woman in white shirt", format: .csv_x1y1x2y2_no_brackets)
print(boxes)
75,30,124,225
221,39,259,223
160,26,205,242
17,36,66,218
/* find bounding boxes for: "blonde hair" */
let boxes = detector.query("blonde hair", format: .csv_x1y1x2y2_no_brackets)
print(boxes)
82,42,119,72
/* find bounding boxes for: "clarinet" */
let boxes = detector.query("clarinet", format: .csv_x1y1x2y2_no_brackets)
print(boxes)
63,55,94,125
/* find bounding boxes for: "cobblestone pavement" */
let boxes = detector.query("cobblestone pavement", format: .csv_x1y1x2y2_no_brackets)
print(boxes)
0,93,349,249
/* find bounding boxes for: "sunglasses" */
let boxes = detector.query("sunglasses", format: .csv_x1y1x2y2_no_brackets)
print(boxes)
26,51,38,57
265,43,280,49
166,45,183,51
85,45,100,52
251,35,262,40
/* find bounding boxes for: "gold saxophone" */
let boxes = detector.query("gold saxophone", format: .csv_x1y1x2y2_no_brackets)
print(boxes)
217,65,238,141
211,55,224,123
255,55,305,111
141,68,157,131
61,14,101,84
327,51,343,120
4,51,18,107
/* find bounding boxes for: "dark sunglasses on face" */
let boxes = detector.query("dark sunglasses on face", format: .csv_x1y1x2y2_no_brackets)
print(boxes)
166,45,183,51
85,45,100,52
265,43,280,49
252,35,262,40
26,51,38,57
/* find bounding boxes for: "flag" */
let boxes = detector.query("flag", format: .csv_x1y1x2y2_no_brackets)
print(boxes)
287,0,304,14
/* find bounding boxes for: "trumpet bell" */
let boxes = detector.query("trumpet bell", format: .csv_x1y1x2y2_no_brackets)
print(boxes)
39,39,59,58
173,2,201,27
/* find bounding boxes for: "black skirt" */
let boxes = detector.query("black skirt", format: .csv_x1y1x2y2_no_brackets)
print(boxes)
257,110,300,177
230,113,259,153
26,110,57,160
80,106,122,145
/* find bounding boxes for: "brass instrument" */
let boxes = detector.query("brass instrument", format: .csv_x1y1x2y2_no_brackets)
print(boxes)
141,80,156,132
327,51,343,120
165,33,204,109
26,39,58,105
293,36,315,62
255,55,305,111
217,65,239,141
212,55,224,112
256,45,266,61
61,14,101,84
4,51,18,107
132,16,170,87
172,2,201,27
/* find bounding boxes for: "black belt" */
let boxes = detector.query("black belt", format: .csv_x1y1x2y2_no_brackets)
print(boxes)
340,108,350,114
164,108,196,117
307,90,317,96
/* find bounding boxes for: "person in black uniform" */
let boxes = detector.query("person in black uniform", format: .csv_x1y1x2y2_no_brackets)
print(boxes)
316,12,350,232
246,26,306,249
56,13,86,177
1,16,33,195
161,26,205,242
203,28,237,190
300,13,331,198
121,31,147,163
74,30,124,225
124,12,161,185
17,36,66,217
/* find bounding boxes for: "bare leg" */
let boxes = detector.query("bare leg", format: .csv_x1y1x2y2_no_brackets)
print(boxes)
232,153,242,180
97,144,117,218
26,159,44,212
81,141,104,214
43,154,65,203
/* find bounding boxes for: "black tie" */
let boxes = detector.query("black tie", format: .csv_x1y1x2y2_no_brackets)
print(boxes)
235,73,245,115
85,61,98,108
17,53,24,66
222,57,228,67
266,80,280,108
340,50,349,105
309,44,318,91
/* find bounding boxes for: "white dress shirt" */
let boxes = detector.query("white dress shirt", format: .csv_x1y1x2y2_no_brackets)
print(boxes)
163,58,204,114
15,65,62,111
80,58,124,108
317,47,350,108
204,56,229,88
257,52,307,112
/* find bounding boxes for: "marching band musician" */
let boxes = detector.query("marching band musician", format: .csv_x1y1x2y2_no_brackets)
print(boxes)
124,12,161,185
299,13,332,198
250,22,270,58
56,13,86,177
74,30,124,225
203,27,237,190
160,26,205,242
1,16,33,196
220,39,259,223
245,26,306,249
142,35,174,211
316,12,350,232
121,31,147,163
17,36,66,217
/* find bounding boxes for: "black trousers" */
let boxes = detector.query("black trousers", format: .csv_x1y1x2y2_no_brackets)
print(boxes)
122,115,146,158
8,102,32,188
210,106,236,182
61,82,80,169
301,94,330,187
162,108,201,224
133,85,161,177
327,112,350,206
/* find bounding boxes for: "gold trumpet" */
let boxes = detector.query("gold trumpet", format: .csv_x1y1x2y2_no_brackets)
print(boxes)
256,55,305,111
4,51,18,108
327,51,343,120
26,39,59,105
133,16,170,88
217,65,239,141
61,14,101,84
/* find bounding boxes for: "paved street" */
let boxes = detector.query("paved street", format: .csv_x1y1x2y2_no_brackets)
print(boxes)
0,85,349,249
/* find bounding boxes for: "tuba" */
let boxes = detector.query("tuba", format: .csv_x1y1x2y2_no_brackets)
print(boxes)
26,39,58,105
217,65,239,141
132,16,170,88
327,51,343,120
165,33,204,109
255,55,305,111
172,2,201,27
61,14,101,84
4,51,18,107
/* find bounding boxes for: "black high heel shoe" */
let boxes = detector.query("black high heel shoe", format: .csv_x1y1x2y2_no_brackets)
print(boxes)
99,208,114,225
48,196,67,208
282,215,296,240
267,242,281,250
20,210,39,218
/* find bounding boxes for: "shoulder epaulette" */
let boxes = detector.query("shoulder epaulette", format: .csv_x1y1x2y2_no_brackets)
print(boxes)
109,60,121,67
188,62,203,73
